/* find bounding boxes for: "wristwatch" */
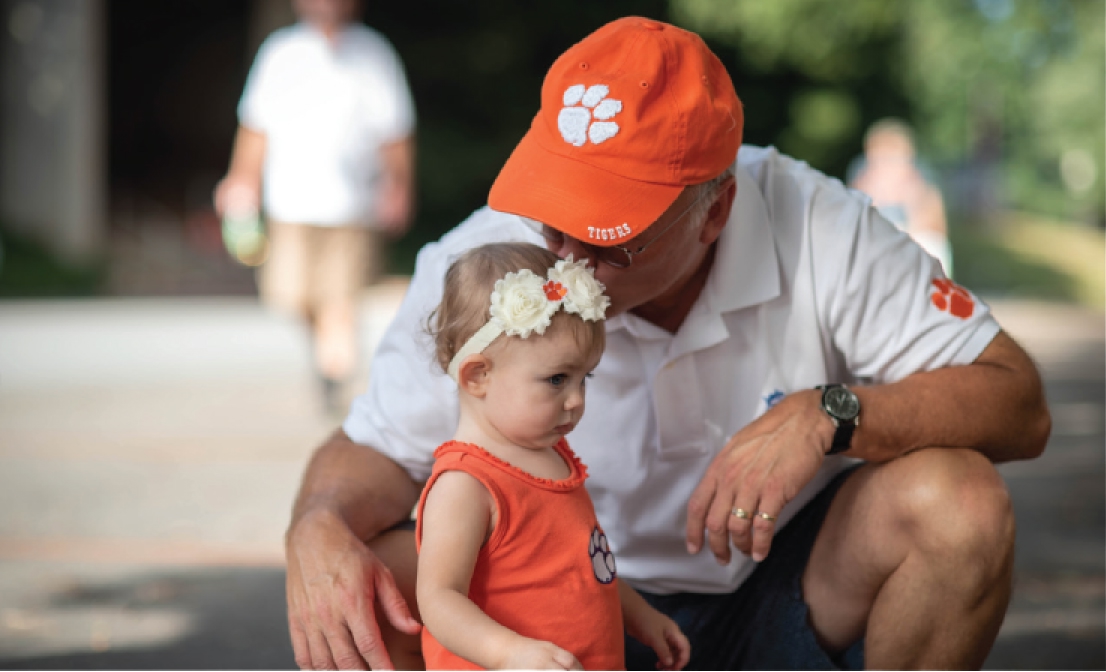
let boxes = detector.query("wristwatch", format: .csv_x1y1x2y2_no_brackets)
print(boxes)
816,384,860,455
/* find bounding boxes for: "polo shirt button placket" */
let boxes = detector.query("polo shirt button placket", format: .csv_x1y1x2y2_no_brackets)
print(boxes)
653,356,709,460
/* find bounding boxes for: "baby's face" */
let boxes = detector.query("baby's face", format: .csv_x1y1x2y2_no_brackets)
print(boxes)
479,326,603,451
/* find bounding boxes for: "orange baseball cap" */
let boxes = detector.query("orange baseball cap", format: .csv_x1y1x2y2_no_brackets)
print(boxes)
489,17,743,247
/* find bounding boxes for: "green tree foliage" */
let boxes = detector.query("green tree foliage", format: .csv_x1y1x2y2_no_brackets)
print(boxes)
670,0,1104,224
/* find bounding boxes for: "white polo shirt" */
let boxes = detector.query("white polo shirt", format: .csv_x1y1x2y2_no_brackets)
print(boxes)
344,145,1001,595
239,23,415,226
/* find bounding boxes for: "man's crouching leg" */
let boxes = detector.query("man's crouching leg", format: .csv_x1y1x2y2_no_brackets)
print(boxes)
803,448,1015,669
369,528,424,670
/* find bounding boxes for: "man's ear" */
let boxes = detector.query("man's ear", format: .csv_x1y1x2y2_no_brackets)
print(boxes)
458,355,492,398
699,174,737,246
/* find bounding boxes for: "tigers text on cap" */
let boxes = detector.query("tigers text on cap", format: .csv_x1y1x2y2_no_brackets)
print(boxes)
489,17,743,247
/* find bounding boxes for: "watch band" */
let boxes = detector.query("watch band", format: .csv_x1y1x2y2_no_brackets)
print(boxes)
816,384,859,456
827,418,855,455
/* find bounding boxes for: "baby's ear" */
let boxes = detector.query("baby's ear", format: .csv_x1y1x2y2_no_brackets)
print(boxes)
458,355,492,397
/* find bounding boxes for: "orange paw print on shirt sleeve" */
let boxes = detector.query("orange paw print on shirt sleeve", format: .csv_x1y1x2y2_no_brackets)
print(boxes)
930,278,974,319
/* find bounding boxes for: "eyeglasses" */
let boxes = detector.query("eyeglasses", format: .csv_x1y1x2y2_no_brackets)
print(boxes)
520,187,716,269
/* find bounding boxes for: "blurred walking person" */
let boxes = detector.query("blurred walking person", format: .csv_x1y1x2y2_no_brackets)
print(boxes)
215,0,416,412
850,118,952,276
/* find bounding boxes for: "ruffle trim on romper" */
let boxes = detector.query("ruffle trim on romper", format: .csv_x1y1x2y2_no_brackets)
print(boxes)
432,438,588,491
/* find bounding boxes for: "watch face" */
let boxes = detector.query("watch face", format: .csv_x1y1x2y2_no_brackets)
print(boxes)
825,386,860,420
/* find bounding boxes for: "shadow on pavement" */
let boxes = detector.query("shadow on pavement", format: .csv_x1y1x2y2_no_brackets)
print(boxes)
0,567,295,670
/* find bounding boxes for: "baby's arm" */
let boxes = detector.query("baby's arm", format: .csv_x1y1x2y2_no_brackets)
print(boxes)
618,580,691,671
417,471,582,670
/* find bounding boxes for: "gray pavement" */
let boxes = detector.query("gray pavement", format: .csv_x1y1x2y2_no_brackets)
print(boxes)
0,288,1102,669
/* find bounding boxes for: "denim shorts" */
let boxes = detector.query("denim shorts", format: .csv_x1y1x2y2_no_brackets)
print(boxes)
624,466,864,671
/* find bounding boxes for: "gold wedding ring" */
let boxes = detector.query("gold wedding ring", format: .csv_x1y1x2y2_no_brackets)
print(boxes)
731,507,750,519
756,512,777,522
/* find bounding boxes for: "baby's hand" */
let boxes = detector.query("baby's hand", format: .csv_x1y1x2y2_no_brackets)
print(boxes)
628,609,691,671
500,637,583,670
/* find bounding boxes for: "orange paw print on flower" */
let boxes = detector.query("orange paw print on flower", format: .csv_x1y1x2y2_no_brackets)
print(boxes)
543,280,567,301
930,278,974,319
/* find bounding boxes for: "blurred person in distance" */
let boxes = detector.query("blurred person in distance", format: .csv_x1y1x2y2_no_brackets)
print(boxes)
284,17,1049,671
214,0,416,413
849,118,953,276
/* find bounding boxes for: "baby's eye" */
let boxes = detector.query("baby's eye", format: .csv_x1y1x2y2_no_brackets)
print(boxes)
548,373,567,387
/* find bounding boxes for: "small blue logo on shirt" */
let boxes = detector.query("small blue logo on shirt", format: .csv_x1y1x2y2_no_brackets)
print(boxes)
763,390,785,410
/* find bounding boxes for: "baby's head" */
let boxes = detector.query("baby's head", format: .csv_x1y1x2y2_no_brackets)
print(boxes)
431,243,608,379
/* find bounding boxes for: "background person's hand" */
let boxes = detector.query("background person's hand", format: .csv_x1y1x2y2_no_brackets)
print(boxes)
372,179,413,239
212,174,261,219
285,509,421,670
685,389,832,564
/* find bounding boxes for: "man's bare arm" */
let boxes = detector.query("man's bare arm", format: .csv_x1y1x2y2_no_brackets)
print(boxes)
849,330,1051,464
687,329,1050,563
289,428,421,541
285,429,423,670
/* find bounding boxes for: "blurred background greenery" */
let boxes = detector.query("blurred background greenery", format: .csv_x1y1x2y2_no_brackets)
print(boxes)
0,0,1102,308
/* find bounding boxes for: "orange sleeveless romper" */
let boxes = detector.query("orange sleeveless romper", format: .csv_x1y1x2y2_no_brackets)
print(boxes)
416,439,624,670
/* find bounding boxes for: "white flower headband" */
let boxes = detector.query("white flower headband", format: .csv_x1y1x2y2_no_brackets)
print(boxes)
447,256,610,381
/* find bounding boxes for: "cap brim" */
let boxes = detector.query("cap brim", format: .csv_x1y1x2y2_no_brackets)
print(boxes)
489,129,683,248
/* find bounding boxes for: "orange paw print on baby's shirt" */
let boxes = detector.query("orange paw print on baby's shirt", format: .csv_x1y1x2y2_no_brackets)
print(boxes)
543,280,567,301
930,278,974,319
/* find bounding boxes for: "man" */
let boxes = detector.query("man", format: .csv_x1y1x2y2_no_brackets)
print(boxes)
215,0,416,412
285,17,1049,670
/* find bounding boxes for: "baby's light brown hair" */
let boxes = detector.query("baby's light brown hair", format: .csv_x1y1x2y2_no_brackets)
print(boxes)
430,242,606,374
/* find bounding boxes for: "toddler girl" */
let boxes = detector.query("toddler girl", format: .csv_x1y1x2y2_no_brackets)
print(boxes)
417,242,690,670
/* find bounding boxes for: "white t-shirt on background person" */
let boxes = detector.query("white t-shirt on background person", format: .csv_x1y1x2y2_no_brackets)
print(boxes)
239,22,415,227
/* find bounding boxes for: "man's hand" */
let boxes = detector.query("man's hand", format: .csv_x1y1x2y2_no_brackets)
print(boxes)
686,389,831,564
285,508,421,670
498,637,583,670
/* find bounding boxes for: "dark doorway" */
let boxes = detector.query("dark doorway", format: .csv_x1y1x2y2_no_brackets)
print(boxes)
106,0,257,295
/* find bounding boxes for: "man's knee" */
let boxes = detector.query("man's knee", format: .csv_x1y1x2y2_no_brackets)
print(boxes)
886,449,1014,565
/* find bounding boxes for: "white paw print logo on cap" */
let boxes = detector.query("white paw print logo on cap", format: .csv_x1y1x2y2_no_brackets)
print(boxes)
558,84,622,147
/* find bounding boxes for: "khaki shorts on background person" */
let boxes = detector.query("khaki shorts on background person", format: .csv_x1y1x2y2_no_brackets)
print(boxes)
259,220,384,407
259,220,383,318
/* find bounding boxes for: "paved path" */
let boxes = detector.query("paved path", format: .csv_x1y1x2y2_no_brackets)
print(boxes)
0,288,1101,669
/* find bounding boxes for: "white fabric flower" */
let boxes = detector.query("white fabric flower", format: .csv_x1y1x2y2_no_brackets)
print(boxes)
549,256,610,321
489,269,559,338
447,258,610,382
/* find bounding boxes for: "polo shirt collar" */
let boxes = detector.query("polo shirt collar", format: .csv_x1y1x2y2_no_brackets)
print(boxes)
605,164,780,339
